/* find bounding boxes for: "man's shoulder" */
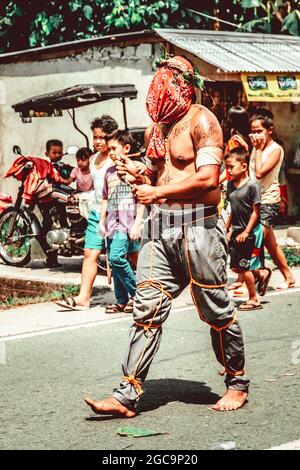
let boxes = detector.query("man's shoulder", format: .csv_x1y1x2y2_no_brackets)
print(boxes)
190,105,223,148
190,104,217,123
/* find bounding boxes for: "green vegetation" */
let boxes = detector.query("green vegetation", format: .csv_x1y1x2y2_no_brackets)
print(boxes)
266,247,300,267
281,247,300,267
0,1,299,53
0,284,80,310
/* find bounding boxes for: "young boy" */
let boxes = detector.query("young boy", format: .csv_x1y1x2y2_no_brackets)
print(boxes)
38,140,68,267
45,139,73,179
45,139,64,163
101,130,144,314
60,147,93,192
225,147,272,311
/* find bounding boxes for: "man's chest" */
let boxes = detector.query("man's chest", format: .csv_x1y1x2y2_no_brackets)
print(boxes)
167,128,195,164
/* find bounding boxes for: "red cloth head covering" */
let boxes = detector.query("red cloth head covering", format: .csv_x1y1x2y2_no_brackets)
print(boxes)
146,56,195,159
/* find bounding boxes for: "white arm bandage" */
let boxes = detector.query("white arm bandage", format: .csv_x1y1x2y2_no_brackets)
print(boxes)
196,147,223,170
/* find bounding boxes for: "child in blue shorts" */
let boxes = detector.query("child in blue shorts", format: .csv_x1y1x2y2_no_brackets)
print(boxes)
101,130,144,314
225,147,272,311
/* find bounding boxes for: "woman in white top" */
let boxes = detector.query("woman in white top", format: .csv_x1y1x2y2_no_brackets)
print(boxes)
56,115,118,310
249,110,295,290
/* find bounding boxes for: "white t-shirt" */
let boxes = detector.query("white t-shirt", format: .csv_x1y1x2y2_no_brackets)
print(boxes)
89,152,113,212
249,141,284,205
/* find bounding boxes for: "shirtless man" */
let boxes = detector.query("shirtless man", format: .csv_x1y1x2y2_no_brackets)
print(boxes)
85,56,249,417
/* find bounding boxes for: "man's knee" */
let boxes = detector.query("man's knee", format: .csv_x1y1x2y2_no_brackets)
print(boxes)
133,286,172,324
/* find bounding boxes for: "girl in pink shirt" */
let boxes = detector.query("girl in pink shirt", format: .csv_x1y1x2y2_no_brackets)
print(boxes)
61,147,94,192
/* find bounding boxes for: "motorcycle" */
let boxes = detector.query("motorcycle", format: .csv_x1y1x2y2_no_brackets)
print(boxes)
1,82,145,268
0,145,88,267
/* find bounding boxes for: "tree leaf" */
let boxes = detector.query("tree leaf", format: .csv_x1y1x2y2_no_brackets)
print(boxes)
49,14,62,29
117,426,167,438
241,0,263,8
69,0,82,13
238,16,269,32
281,10,299,36
86,23,95,32
131,12,142,24
161,12,168,24
83,4,93,21
42,20,53,36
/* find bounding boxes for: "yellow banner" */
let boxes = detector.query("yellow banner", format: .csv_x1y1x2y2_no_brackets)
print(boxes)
241,73,300,102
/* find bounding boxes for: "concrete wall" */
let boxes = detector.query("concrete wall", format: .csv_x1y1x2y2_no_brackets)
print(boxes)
263,102,300,159
259,102,300,214
0,43,160,195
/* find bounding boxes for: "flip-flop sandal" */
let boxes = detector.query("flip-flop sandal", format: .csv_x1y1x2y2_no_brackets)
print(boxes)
105,304,126,314
275,282,296,291
123,298,134,313
237,301,263,311
257,268,272,296
55,296,90,311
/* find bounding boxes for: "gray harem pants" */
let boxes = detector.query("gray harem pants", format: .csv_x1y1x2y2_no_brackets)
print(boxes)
113,204,249,410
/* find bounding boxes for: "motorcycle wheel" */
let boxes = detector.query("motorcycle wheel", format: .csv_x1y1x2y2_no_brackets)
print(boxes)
0,208,31,266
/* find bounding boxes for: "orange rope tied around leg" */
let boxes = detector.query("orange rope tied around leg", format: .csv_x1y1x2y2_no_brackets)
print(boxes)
190,283,237,331
183,225,246,378
125,241,174,392
123,375,144,397
135,321,162,330
218,368,245,377
217,325,245,377
137,279,173,300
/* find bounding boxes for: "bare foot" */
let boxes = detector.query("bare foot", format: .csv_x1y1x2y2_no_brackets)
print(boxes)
212,389,248,411
73,296,90,308
84,396,137,418
275,278,296,290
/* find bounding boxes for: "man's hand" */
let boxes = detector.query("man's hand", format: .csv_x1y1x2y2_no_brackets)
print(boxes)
236,231,249,243
129,222,141,240
132,184,159,205
115,155,144,184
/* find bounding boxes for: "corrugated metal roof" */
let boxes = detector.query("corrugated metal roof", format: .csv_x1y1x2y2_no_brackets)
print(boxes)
156,30,300,73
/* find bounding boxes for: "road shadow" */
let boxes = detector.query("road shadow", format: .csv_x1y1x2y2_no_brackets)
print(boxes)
84,378,220,421
139,378,221,412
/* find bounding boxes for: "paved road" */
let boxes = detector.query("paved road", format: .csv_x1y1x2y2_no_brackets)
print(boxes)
0,290,300,450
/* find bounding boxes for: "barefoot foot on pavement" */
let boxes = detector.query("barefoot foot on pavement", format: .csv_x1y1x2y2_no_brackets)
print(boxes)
211,389,248,411
84,396,137,418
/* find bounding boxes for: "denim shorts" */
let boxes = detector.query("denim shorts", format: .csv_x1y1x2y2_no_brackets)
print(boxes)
260,203,280,228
